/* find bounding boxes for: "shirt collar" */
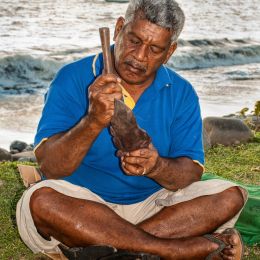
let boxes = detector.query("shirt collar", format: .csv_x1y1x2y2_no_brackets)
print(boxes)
152,65,172,91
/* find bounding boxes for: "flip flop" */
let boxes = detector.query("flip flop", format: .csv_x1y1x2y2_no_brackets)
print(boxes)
100,251,160,260
203,234,227,260
204,228,244,260
58,244,117,260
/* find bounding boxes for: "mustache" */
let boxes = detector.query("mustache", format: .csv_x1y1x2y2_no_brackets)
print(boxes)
124,59,147,73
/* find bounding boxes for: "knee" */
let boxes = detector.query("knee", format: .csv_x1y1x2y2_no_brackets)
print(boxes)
29,187,55,220
225,186,247,211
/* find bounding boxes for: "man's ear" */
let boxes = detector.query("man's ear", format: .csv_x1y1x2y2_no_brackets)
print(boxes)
163,42,177,64
113,17,125,41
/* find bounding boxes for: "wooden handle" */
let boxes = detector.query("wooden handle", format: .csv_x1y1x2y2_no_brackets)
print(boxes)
99,27,113,74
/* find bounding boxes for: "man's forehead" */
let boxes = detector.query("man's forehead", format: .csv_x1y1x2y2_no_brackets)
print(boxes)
124,18,173,45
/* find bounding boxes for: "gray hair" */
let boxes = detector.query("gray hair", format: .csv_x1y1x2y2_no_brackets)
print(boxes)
125,0,185,42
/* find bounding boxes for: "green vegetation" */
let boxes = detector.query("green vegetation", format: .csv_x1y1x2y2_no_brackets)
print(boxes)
204,132,260,259
205,133,260,185
0,162,45,259
237,101,260,132
0,135,259,259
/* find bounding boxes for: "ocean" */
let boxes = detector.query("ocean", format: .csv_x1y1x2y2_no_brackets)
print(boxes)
0,0,260,149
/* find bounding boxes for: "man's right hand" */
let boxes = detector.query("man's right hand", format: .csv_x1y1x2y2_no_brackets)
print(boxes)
88,74,123,129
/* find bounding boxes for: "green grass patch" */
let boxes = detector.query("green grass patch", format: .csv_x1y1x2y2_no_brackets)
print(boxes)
205,134,260,185
204,133,260,259
0,161,46,259
0,133,259,259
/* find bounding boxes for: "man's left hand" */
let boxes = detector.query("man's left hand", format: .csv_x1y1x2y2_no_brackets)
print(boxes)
119,144,159,176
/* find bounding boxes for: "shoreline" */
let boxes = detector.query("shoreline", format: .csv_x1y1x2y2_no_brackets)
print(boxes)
0,100,257,150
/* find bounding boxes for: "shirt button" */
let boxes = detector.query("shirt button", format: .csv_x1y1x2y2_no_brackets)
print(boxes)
165,83,171,87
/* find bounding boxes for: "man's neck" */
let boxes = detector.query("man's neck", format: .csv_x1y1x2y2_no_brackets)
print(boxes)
121,76,154,103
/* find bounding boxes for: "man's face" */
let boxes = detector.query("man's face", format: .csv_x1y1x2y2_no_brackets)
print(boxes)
113,16,177,85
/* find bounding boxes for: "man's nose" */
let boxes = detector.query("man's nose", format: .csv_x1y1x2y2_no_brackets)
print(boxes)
134,44,148,62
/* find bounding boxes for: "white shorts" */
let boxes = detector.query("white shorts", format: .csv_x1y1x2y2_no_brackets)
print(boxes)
16,179,247,255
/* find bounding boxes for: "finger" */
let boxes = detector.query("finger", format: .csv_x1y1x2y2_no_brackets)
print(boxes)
123,156,146,165
128,148,152,158
96,74,119,85
116,150,127,157
90,75,121,94
222,247,236,256
100,83,123,94
222,254,233,260
96,94,121,107
124,163,143,175
121,162,134,175
99,92,123,102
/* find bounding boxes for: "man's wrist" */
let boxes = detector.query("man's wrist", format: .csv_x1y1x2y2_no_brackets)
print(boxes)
82,115,104,135
146,156,162,177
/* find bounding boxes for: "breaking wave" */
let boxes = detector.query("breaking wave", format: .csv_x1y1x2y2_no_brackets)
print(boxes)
0,55,63,95
169,38,260,70
0,38,259,95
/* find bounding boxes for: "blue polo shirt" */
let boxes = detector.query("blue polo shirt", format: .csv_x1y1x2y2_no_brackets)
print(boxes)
35,52,204,204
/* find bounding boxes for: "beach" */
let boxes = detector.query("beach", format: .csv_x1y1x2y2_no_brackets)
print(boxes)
0,0,260,149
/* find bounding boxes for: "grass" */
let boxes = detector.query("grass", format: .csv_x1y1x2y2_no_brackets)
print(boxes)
205,134,260,185
0,134,259,259
204,133,260,259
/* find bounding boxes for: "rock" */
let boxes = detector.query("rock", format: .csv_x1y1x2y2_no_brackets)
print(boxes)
10,140,28,152
10,149,20,154
11,151,36,162
0,148,12,161
203,117,253,148
223,113,237,118
18,157,36,162
22,144,34,152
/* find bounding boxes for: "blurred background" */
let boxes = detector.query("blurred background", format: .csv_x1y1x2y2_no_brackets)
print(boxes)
0,0,260,149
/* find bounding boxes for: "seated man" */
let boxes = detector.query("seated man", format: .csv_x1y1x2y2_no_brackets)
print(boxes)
16,0,247,259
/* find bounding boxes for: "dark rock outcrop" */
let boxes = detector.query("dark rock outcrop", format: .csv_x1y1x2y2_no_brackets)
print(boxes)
10,140,28,152
203,117,253,148
11,151,36,162
0,148,12,161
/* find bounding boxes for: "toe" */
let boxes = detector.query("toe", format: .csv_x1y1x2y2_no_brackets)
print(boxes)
222,247,236,256
222,254,234,260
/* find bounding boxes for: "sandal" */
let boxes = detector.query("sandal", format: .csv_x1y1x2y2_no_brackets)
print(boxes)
204,234,227,260
58,244,117,260
100,250,160,260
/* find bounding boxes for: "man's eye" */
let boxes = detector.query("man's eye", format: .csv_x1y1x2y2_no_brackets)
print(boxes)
130,38,140,44
150,46,162,54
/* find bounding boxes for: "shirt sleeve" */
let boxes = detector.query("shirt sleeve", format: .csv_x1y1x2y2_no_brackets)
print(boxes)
34,65,87,147
169,83,204,166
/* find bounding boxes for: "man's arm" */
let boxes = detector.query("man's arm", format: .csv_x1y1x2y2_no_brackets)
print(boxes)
35,74,122,179
120,144,203,190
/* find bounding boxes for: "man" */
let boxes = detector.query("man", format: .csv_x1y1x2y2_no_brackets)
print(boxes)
17,0,247,259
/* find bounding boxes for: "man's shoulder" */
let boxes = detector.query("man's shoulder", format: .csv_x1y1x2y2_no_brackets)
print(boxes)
50,54,98,92
58,54,96,77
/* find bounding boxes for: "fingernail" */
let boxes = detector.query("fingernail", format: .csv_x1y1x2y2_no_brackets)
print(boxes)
117,77,121,82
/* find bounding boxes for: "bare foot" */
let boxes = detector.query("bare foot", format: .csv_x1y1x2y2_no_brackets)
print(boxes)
210,228,243,260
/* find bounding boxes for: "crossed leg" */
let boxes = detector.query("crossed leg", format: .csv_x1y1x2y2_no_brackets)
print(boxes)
29,186,245,259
